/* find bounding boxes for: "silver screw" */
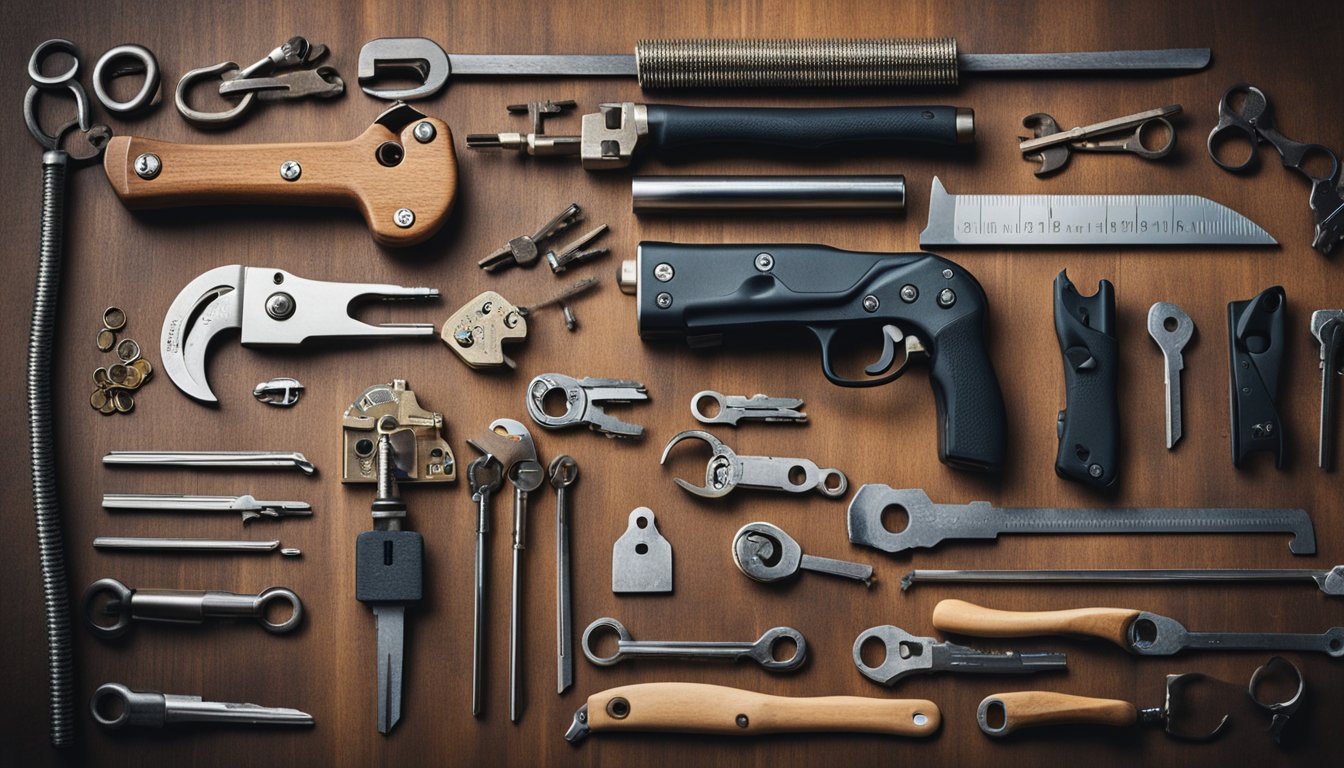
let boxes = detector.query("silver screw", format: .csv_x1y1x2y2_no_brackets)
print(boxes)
735,714,749,728
1088,464,1103,478
133,153,161,180
654,263,675,282
394,208,415,228
655,292,673,309
754,252,774,272
942,268,954,279
453,328,474,347
413,121,436,143
900,285,918,303
279,160,301,181
562,304,578,331
265,292,296,320
937,288,957,308
863,295,880,313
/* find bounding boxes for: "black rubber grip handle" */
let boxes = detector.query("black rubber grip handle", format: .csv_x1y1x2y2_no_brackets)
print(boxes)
1053,273,1119,489
929,311,1008,472
644,105,970,153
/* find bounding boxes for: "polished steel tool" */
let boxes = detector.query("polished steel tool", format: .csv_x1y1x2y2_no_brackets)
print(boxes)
733,522,873,587
93,537,301,556
582,618,806,671
920,176,1276,246
102,493,312,524
662,431,846,498
1148,302,1195,449
526,374,648,438
691,391,806,426
633,175,905,213
1311,310,1343,470
91,683,313,730
848,486,1316,555
901,566,1344,596
491,419,543,723
358,36,1210,100
103,450,316,474
551,456,578,694
852,626,1066,686
83,578,302,638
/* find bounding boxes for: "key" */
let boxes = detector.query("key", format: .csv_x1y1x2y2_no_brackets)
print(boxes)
550,456,579,695
582,617,807,671
1147,302,1194,449
732,522,874,586
691,390,807,426
848,486,1316,556
466,456,502,717
853,626,1067,686
478,203,582,272
1311,310,1344,469
91,683,313,730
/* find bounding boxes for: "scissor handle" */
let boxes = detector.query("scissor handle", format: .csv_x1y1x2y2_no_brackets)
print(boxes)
1124,118,1176,159
1208,84,1271,172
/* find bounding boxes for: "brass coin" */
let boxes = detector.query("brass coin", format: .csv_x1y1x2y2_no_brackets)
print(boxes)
93,367,112,387
116,338,141,363
90,389,109,410
130,358,153,378
108,364,129,385
99,396,116,414
96,328,116,352
102,307,126,331
112,390,134,413
121,366,144,389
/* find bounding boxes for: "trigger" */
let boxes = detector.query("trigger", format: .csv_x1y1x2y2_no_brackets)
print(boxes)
865,325,905,376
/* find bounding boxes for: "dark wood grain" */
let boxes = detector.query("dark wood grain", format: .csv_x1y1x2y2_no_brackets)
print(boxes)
3,1,1342,765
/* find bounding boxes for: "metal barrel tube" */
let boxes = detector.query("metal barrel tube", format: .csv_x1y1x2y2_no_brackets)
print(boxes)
633,175,905,213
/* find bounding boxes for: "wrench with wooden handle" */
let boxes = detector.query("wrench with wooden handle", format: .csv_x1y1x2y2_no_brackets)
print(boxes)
103,103,456,247
564,683,939,742
932,599,1344,657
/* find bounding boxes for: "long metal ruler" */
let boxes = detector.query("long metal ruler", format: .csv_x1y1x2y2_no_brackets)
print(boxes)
919,176,1276,247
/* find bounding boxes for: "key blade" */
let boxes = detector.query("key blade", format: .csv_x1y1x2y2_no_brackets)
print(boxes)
373,605,406,733
933,643,1068,674
161,694,314,726
959,48,1210,73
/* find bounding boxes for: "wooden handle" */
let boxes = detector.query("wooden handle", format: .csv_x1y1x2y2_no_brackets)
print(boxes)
932,599,1139,648
977,691,1136,736
102,116,457,247
586,683,940,737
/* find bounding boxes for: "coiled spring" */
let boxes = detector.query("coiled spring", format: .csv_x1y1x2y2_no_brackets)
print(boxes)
634,37,960,89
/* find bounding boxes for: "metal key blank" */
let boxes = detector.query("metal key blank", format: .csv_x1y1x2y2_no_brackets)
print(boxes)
91,683,313,729
1148,302,1195,449
83,578,302,638
612,507,673,593
848,486,1316,555
582,617,806,672
733,522,874,587
852,626,1066,686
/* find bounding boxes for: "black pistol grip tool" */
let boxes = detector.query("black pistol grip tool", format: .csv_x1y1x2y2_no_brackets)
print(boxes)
623,242,1007,472
1229,286,1287,468
1053,271,1119,489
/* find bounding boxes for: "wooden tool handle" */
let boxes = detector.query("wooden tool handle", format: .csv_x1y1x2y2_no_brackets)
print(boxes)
932,599,1139,647
103,117,457,247
586,683,940,737
978,691,1136,736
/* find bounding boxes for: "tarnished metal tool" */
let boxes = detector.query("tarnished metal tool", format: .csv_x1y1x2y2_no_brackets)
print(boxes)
582,618,806,671
466,456,502,717
1019,105,1180,176
102,493,312,524
691,391,806,426
1248,656,1304,745
902,566,1344,596
103,450,316,475
662,431,846,498
852,626,1066,686
848,486,1316,556
91,683,313,730
552,456,578,695
978,676,1228,741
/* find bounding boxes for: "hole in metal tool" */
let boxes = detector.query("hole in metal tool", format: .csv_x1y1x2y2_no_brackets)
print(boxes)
858,635,887,668
879,504,909,534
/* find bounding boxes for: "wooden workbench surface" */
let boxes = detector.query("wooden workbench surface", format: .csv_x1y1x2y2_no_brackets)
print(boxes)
2,1,1341,765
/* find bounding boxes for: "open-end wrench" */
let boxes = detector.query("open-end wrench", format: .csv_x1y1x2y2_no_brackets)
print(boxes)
582,617,806,672
551,456,578,695
466,456,502,717
933,599,1344,657
852,626,1066,686
847,486,1316,556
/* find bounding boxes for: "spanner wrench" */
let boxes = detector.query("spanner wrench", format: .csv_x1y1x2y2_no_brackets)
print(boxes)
582,617,807,672
852,626,1066,686
847,486,1316,555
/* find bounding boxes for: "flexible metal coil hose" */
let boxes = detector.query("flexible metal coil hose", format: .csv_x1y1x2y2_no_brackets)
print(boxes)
30,150,74,747
634,37,960,88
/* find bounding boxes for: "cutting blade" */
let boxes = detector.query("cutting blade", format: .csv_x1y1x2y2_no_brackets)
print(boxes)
920,177,1276,247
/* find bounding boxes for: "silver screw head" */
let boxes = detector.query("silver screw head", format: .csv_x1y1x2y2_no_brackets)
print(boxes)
1088,463,1103,478
265,292,296,320
655,292,673,309
453,328,474,347
937,288,957,307
654,263,675,282
899,284,918,303
279,160,301,181
134,153,161,180
413,121,436,143
863,295,880,312
754,252,774,272
394,208,415,228
942,268,954,279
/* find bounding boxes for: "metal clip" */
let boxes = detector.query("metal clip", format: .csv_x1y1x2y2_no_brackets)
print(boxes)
175,36,344,127
253,378,303,407
1249,656,1304,745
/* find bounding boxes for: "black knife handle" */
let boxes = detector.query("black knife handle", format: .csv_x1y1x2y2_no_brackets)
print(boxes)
644,105,973,153
1229,286,1287,468
1053,271,1119,489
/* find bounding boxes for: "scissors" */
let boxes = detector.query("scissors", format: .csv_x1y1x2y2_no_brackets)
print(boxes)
1019,104,1180,176
25,39,113,160
1208,84,1344,256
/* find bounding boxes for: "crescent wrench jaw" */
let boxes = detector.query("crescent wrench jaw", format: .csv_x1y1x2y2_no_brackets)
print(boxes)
660,430,738,499
160,265,246,404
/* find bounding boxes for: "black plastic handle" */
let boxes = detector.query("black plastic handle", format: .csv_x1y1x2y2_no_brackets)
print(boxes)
1053,271,1119,489
644,105,971,153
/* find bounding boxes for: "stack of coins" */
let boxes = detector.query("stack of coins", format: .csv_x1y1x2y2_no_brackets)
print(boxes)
91,308,153,414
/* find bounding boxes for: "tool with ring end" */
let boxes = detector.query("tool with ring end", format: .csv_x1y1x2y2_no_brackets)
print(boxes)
526,374,648,438
91,683,313,730
978,675,1228,741
582,618,806,672
853,626,1066,686
733,522,874,587
1248,656,1304,745
552,456,579,694
662,430,846,498
1019,105,1180,176
691,390,807,426
175,36,342,126
24,38,114,748
902,565,1344,595
83,578,302,638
